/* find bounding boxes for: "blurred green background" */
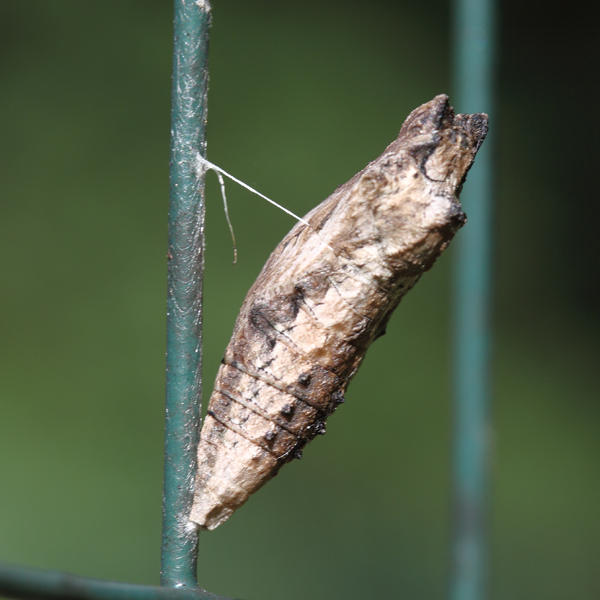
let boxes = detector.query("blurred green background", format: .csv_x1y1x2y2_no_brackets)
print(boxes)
1,1,598,599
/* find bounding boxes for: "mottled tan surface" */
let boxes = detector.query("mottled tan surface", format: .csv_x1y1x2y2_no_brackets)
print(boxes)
191,94,488,530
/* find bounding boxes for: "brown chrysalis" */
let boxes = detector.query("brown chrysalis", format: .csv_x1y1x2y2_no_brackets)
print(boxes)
190,95,488,530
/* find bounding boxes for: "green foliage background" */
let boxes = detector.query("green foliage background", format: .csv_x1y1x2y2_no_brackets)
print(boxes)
1,2,598,599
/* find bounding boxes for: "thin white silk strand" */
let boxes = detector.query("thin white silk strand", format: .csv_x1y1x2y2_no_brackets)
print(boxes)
196,154,310,227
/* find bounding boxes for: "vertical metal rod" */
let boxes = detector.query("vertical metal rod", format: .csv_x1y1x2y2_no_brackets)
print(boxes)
162,0,211,589
451,0,495,598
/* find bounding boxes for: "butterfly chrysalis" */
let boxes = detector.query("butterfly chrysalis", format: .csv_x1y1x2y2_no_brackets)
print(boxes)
190,95,488,530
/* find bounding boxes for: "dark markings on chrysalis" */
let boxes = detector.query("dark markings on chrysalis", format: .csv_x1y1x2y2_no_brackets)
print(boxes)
190,95,488,530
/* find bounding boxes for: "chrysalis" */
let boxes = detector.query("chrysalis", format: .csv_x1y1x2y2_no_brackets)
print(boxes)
190,95,488,530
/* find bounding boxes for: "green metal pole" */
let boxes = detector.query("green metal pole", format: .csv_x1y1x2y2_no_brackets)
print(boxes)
0,563,228,600
451,0,496,599
162,0,211,589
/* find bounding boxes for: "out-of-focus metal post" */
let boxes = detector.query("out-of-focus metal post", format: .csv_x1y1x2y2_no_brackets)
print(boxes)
451,0,496,598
